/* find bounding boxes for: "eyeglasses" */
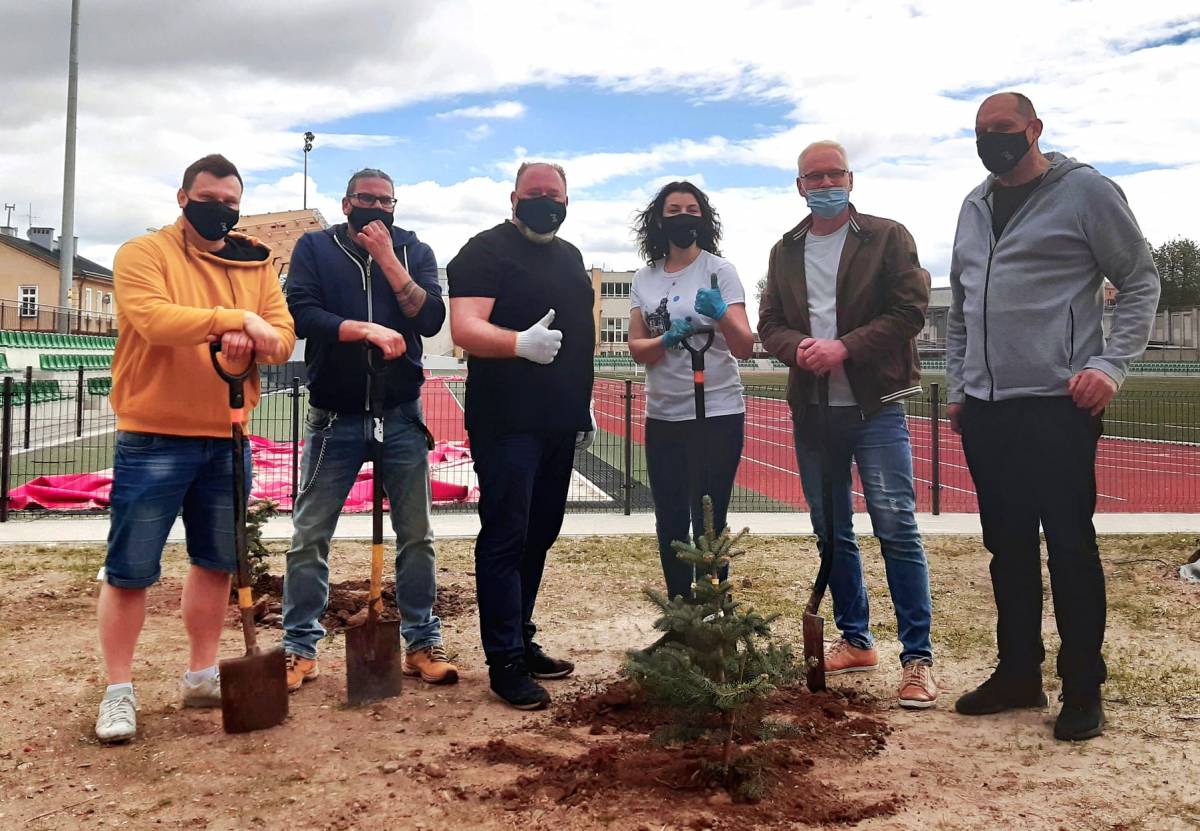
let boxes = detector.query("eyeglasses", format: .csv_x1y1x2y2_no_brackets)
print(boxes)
800,169,850,185
347,192,398,208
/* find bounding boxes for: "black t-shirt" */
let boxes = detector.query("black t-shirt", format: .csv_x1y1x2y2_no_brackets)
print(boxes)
215,236,269,261
991,174,1045,239
447,221,595,436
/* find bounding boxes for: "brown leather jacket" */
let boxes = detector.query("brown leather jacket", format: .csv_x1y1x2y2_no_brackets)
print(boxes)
758,206,929,424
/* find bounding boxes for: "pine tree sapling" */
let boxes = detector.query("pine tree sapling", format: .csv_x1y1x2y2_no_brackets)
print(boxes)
245,498,281,584
625,495,797,797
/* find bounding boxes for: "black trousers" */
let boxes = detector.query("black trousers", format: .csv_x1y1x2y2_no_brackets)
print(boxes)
961,395,1107,693
469,430,576,664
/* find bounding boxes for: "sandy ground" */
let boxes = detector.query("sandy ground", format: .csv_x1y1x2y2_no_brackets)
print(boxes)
0,531,1198,830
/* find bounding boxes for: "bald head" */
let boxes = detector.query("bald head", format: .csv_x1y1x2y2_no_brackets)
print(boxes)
976,92,1041,137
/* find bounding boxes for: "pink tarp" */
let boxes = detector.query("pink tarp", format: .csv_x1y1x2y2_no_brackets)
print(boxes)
7,435,476,512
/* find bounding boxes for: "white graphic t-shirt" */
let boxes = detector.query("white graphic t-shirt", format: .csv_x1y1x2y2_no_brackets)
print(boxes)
630,250,746,422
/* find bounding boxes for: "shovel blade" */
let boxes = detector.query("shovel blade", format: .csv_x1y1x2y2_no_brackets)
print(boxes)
220,646,288,734
803,611,826,693
345,620,404,705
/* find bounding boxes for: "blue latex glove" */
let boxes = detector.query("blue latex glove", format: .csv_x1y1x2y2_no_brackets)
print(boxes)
694,286,728,320
661,318,695,349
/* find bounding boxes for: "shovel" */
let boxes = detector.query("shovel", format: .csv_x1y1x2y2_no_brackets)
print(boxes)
210,342,289,734
803,375,836,692
345,345,404,705
681,280,719,591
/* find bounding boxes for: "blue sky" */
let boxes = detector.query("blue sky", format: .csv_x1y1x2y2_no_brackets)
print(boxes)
3,0,1199,318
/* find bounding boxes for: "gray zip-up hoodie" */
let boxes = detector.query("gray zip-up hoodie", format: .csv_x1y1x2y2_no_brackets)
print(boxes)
946,152,1160,404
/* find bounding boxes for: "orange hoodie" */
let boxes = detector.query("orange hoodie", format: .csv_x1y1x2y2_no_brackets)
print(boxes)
111,218,296,438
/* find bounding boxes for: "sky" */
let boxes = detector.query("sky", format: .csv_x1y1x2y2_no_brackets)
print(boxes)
2,0,1198,321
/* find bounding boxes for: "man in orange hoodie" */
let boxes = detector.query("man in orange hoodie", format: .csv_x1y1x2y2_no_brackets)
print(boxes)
95,154,295,744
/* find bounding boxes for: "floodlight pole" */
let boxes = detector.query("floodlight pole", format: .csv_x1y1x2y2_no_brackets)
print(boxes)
58,0,81,333
302,132,315,209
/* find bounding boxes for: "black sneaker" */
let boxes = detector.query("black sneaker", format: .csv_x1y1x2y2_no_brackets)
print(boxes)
524,641,574,680
1054,691,1105,741
955,670,1048,715
488,659,551,711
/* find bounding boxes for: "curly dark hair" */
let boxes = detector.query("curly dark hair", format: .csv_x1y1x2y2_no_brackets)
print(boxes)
633,181,722,265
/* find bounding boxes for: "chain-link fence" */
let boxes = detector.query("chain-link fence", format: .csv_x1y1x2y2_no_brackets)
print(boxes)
2,363,1197,520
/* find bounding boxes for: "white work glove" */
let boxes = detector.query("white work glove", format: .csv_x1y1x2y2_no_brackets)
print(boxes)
515,309,562,365
576,399,596,451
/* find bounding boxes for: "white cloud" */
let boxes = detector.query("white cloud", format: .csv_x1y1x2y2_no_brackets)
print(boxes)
436,101,526,120
465,124,493,142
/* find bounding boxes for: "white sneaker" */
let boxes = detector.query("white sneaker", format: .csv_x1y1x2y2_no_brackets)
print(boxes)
95,691,137,744
181,671,221,708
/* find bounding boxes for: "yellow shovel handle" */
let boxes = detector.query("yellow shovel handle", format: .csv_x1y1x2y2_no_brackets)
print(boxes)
369,542,384,615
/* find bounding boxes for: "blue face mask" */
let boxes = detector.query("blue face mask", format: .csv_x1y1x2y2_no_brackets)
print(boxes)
804,186,849,219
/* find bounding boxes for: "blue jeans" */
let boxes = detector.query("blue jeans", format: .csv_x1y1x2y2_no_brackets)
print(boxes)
469,430,575,664
106,432,251,588
645,413,744,601
282,399,441,659
793,404,933,665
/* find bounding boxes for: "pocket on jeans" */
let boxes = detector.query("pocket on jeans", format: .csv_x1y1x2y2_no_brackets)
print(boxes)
116,431,158,450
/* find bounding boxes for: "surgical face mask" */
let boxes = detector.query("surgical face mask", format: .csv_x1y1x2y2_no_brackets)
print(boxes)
976,129,1031,175
804,186,849,220
514,196,567,236
183,199,239,241
661,213,702,249
348,206,394,232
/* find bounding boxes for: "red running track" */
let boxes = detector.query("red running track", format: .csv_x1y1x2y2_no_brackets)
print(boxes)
590,378,1200,513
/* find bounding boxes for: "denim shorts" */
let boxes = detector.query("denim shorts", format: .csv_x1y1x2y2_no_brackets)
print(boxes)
105,432,252,589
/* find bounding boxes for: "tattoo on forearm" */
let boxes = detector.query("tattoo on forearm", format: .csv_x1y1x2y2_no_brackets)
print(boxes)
395,280,427,317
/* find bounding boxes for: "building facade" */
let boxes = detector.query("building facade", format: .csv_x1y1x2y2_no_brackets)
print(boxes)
0,225,115,334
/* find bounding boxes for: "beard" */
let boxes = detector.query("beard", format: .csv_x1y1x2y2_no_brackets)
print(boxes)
512,217,557,245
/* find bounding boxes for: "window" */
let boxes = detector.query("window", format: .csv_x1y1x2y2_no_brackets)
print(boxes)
600,281,631,299
600,316,629,344
85,288,93,315
19,286,37,318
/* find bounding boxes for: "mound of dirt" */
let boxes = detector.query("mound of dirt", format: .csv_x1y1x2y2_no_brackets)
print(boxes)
247,574,475,630
467,680,900,828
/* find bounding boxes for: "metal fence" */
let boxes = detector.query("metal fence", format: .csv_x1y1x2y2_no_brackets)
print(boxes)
1,362,1197,520
0,300,118,336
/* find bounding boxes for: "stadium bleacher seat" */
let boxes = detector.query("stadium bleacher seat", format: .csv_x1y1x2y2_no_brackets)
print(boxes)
87,376,113,396
39,353,113,371
4,379,66,406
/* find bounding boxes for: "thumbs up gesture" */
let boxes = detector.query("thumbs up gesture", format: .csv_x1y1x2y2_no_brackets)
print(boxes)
515,309,563,364
694,272,728,320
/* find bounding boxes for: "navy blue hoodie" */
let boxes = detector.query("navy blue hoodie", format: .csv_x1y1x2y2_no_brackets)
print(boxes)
285,223,444,413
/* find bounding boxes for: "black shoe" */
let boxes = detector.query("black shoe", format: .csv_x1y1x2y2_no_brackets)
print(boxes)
525,641,574,680
489,659,551,711
1054,691,1105,741
955,670,1048,715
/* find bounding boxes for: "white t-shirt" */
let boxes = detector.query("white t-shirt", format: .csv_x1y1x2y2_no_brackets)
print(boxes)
804,224,857,406
630,250,746,422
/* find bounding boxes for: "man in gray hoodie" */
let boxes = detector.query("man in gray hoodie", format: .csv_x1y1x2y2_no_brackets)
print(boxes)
947,92,1159,741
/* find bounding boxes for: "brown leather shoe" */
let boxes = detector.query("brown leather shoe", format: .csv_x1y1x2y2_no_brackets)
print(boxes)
402,644,459,685
824,638,879,676
898,660,939,709
285,654,319,692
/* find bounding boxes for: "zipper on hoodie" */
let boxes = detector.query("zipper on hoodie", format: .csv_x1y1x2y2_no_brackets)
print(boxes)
981,200,998,400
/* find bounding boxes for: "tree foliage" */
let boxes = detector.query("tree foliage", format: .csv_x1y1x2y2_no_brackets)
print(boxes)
1152,237,1200,311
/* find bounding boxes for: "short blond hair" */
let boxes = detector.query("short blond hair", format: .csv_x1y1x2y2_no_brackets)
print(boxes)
797,141,850,174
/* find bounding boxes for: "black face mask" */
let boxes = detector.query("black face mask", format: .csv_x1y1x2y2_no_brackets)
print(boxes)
183,199,239,241
515,196,567,235
977,129,1031,175
661,213,702,249
348,206,394,233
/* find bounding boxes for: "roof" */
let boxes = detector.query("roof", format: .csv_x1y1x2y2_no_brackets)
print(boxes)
0,233,113,281
234,209,329,278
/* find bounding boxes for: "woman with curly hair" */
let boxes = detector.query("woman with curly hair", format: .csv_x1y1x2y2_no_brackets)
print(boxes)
628,181,755,620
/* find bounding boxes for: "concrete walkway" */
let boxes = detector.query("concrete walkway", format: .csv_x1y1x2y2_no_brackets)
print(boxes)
1,511,1198,545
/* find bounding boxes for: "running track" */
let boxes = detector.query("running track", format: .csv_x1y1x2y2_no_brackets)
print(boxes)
419,376,1199,513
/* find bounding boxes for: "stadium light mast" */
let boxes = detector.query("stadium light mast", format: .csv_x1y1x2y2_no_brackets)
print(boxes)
58,0,81,333
303,132,315,209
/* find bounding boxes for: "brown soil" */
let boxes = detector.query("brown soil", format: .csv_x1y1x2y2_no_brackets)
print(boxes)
248,573,475,631
479,680,900,828
0,533,1197,830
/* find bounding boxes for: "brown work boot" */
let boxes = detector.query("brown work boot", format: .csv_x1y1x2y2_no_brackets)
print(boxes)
898,660,939,709
285,653,319,692
403,644,459,685
824,638,879,676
